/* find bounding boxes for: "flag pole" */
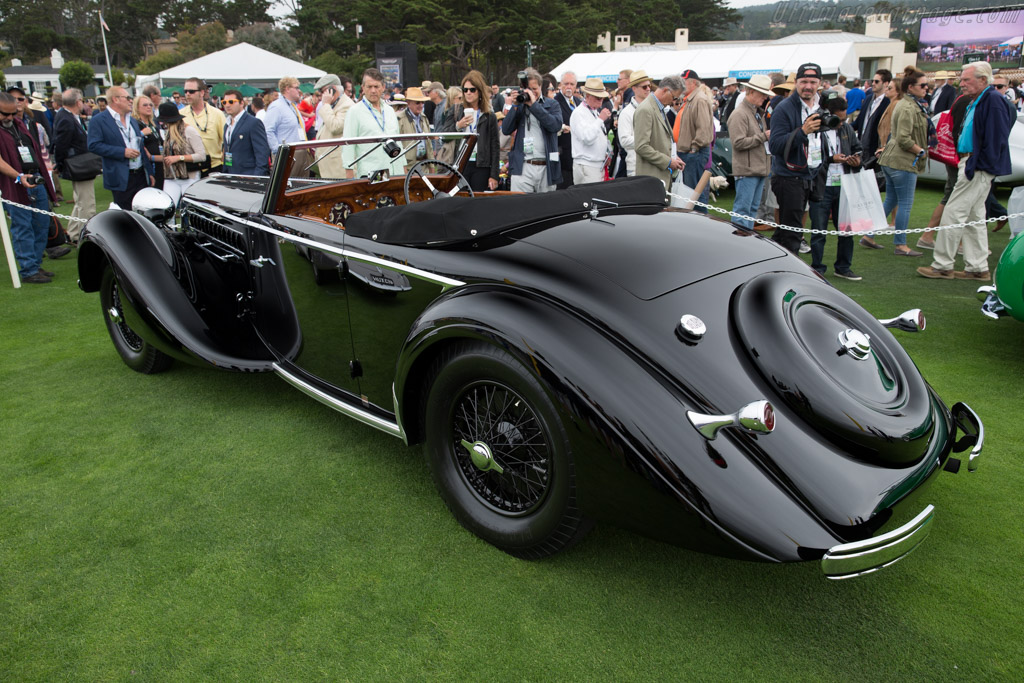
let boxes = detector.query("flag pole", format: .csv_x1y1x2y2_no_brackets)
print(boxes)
99,12,113,86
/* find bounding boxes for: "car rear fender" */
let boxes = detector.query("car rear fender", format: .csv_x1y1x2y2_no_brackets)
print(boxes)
396,286,844,562
77,209,275,371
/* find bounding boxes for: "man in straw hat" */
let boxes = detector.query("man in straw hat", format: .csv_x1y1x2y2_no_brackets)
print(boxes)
728,74,774,231
633,75,686,188
930,70,956,114
397,86,433,167
618,69,653,176
720,76,741,130
569,77,613,184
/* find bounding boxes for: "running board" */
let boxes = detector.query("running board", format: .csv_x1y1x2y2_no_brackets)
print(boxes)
273,362,404,440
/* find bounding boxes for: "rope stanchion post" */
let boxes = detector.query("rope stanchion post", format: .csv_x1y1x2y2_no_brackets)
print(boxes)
0,189,23,289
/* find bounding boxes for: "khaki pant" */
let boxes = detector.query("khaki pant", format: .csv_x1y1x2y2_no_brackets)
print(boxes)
510,162,554,193
573,163,605,185
68,178,97,241
933,157,991,273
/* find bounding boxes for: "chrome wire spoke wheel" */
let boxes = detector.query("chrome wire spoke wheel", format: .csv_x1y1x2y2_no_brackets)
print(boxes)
110,279,144,352
450,381,551,516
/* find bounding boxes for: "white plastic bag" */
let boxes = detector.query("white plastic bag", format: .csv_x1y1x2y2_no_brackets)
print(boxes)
838,171,888,234
1008,186,1024,236
670,175,695,209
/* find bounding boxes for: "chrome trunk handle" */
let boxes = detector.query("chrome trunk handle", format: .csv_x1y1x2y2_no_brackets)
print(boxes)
878,308,925,332
687,400,775,440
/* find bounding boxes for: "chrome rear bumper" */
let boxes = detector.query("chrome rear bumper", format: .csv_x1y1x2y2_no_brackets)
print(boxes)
821,505,935,580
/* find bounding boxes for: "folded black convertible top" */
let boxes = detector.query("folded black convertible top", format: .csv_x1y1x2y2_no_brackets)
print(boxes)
344,176,667,245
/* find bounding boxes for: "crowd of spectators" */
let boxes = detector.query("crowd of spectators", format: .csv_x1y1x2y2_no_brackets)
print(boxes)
2,60,1016,286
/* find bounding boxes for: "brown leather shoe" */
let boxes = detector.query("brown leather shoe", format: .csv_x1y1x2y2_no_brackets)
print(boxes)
916,266,954,279
953,270,991,281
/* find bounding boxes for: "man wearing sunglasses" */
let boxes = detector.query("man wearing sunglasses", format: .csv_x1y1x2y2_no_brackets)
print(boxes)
853,69,891,139
182,78,225,177
617,70,653,176
0,92,61,283
87,86,154,210
221,89,269,176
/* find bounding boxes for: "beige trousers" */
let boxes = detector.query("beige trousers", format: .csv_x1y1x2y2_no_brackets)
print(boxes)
68,179,97,241
933,157,992,273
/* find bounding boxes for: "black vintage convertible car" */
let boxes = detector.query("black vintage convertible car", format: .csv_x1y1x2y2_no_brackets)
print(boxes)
77,132,984,579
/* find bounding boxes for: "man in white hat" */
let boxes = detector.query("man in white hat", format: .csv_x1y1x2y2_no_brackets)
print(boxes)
930,70,956,114
569,77,612,184
397,86,433,167
617,70,653,176
720,76,741,129
728,74,773,231
314,73,354,178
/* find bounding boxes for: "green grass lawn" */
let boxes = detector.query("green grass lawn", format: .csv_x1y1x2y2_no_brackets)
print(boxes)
1,179,1023,679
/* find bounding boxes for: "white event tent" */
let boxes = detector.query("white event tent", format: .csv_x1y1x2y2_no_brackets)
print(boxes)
552,42,860,83
134,42,326,91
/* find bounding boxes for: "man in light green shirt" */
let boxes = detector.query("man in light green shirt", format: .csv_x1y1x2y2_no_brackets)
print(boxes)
342,68,403,178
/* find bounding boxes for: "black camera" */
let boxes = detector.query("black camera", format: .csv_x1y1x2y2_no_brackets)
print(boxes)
382,139,402,159
25,174,44,186
811,112,842,130
515,70,529,104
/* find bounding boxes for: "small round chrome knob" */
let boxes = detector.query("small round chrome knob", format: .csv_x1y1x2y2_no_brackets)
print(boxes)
677,314,707,341
837,328,871,361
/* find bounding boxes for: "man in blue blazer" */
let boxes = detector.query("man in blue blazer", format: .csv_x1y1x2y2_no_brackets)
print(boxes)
87,86,153,209
221,89,270,175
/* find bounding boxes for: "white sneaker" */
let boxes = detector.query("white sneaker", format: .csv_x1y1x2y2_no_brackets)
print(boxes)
799,239,811,254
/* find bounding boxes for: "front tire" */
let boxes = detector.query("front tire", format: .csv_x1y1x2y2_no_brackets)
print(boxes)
99,267,172,374
424,343,591,559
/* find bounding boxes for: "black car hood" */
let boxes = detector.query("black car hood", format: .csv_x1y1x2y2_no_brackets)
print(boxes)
515,210,788,300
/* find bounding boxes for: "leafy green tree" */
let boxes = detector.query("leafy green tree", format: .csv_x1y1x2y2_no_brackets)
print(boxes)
308,51,373,80
160,0,272,34
234,23,299,58
110,67,127,86
176,21,228,60
60,60,95,90
0,69,5,89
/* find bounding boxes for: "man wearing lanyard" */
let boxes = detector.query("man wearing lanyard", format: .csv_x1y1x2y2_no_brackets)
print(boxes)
553,71,581,189
181,78,226,177
633,76,686,188
919,61,1013,281
397,87,433,167
264,76,313,178
221,89,270,176
52,87,96,242
500,67,564,193
341,68,402,179
569,77,612,184
87,86,153,210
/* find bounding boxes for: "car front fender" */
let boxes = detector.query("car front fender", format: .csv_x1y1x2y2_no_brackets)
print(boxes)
77,209,275,372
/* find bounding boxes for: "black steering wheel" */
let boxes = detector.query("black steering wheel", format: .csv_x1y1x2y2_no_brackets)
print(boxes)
403,159,474,204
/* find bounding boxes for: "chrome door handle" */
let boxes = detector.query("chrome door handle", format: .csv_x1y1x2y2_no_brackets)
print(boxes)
249,256,277,268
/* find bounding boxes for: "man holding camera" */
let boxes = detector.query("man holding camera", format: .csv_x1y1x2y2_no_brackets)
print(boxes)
768,62,826,254
0,91,61,284
314,74,354,179
501,68,563,193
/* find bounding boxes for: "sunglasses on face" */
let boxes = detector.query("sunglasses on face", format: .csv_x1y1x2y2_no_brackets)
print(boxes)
996,84,1007,89
0,110,17,117
183,89,199,94
463,86,478,93
872,79,882,84
637,83,652,90
222,98,239,104
13,96,26,102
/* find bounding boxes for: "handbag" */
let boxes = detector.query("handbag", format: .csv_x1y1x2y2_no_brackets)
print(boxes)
62,151,102,181
929,104,961,168
837,170,888,234
669,175,696,209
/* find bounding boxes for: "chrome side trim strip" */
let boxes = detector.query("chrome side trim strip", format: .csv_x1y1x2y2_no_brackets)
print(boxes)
821,504,935,580
274,362,404,439
181,200,466,289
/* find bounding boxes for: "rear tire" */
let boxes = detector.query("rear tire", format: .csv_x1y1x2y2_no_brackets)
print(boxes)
423,342,591,558
100,267,172,374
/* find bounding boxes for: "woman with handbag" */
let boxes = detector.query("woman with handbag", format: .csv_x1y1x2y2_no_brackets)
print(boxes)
156,102,206,207
134,96,164,190
877,67,930,256
454,69,500,191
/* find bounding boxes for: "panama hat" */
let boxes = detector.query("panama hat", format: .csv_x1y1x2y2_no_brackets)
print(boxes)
744,74,774,96
580,77,608,98
404,87,429,102
628,70,653,88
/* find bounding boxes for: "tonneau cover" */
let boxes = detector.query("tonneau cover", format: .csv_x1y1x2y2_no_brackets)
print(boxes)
344,176,667,245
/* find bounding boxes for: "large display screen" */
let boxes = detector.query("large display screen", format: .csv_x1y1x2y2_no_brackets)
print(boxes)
918,8,1024,69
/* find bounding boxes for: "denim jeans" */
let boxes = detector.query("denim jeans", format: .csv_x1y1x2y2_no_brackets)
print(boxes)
732,176,766,230
6,184,50,277
881,165,918,246
809,184,853,274
678,146,710,214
